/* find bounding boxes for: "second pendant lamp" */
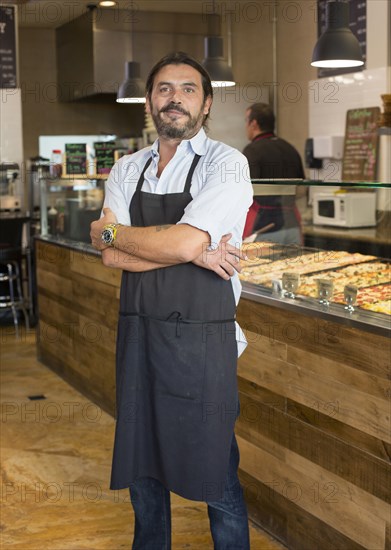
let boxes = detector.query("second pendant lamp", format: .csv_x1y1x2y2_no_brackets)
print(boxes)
202,14,235,87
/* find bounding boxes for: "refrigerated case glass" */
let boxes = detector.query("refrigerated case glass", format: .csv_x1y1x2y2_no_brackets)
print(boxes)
39,176,105,244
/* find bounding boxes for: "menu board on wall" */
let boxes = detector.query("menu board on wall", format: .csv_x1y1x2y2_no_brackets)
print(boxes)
94,141,116,174
317,0,367,78
64,143,87,176
342,107,380,182
0,6,17,88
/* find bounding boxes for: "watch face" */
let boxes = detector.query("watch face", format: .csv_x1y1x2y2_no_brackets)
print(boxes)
101,228,113,245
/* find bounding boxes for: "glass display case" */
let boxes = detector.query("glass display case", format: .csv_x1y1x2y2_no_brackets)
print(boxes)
38,177,391,334
39,176,105,244
241,179,391,334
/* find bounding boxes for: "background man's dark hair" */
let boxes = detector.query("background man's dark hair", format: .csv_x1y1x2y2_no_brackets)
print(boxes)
145,51,213,123
248,103,275,134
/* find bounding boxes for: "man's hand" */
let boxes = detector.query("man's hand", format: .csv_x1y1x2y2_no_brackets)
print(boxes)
192,234,247,280
90,207,117,250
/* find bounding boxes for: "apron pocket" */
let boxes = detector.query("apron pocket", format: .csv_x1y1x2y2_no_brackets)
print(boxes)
147,318,207,402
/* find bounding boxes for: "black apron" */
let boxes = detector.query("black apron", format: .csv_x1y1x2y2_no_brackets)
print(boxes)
110,154,239,502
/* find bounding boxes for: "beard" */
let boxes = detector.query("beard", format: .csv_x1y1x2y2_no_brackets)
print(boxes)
150,101,206,140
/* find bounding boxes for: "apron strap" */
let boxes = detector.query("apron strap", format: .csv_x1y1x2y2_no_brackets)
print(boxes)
135,156,153,192
183,154,202,194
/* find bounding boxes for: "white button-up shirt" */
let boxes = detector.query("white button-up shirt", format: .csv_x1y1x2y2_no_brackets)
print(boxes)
103,128,253,355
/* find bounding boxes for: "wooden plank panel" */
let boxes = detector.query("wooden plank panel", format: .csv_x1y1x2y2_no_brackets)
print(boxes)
239,470,367,550
239,377,391,464
77,312,117,355
287,400,391,462
76,335,115,388
36,268,73,302
35,241,72,277
237,299,390,378
237,419,391,523
238,377,286,412
38,294,78,326
287,345,391,401
238,392,391,503
238,350,391,443
72,278,120,327
238,470,288,546
70,249,122,288
38,319,74,358
37,347,115,417
242,330,287,361
237,435,386,549
76,338,116,409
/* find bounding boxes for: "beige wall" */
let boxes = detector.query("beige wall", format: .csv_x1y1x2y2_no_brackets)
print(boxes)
230,0,316,162
276,0,317,161
19,28,145,160
19,2,317,161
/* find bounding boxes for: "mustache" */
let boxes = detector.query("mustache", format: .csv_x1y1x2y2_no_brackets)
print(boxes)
160,103,190,116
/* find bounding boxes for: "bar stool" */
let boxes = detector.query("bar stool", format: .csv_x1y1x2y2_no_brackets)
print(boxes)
0,216,30,337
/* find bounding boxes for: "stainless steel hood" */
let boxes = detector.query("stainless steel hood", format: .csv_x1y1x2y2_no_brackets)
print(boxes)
56,9,207,101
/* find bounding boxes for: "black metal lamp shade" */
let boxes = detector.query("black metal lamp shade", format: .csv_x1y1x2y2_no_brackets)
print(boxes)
117,61,146,103
202,36,235,87
311,1,364,69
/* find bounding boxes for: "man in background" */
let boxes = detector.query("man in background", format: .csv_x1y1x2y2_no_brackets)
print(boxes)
243,102,305,244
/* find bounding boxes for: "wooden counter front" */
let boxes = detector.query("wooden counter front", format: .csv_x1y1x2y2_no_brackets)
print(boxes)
35,238,391,550
35,238,120,416
236,298,390,550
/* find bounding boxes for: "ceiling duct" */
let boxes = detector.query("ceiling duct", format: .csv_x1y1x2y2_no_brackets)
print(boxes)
56,9,207,101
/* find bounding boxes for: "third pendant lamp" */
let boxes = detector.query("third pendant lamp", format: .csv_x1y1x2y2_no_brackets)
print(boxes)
202,14,235,87
117,61,146,103
311,0,364,69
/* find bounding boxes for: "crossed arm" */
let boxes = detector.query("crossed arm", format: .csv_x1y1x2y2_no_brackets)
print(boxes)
90,208,246,280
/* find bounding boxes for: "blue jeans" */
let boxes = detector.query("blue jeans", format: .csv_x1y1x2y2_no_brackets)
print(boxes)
129,435,250,549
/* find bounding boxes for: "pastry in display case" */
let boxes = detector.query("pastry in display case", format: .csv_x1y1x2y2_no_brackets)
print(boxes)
240,242,390,317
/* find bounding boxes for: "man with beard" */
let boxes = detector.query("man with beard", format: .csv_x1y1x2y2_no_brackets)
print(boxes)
90,52,252,549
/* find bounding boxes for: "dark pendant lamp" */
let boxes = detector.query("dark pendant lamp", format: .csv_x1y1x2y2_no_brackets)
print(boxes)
311,0,364,69
116,6,146,104
117,61,146,103
202,13,235,87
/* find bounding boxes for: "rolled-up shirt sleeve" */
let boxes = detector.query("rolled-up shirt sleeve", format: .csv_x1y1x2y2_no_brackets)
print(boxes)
102,158,131,225
177,150,253,246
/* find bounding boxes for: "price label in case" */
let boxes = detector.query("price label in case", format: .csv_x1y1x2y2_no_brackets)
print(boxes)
282,272,300,298
282,272,300,290
317,278,334,306
344,284,358,304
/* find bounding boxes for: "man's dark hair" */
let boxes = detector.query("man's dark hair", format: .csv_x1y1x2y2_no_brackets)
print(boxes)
247,103,275,133
145,51,213,123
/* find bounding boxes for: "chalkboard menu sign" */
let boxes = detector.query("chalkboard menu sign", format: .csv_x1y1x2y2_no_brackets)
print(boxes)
94,141,116,174
317,0,366,78
342,107,380,182
64,143,87,176
0,6,17,88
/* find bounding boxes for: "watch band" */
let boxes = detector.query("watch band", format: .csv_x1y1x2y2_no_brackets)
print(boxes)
101,223,121,246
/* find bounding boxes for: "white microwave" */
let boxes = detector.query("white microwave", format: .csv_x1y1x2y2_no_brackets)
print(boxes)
313,192,376,228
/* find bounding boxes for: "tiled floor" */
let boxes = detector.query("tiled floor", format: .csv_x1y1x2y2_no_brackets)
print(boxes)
1,327,285,549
